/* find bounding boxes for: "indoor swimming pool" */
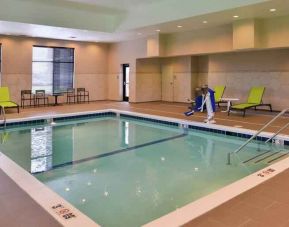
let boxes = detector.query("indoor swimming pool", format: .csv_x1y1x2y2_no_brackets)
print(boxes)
0,113,288,227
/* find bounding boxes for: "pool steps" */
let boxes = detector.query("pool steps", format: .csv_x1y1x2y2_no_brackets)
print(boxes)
243,149,289,164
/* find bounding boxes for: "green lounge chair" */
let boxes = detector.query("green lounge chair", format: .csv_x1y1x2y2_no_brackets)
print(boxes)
228,86,272,117
214,85,226,107
0,87,19,113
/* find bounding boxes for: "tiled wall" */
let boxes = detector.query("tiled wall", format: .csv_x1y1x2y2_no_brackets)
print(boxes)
107,73,122,101
208,49,289,110
136,58,162,102
75,74,107,100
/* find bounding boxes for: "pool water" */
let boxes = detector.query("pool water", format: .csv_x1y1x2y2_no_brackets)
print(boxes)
0,116,285,226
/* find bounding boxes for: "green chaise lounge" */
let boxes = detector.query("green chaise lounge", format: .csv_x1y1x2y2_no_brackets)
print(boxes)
0,87,19,113
228,86,272,117
214,85,226,107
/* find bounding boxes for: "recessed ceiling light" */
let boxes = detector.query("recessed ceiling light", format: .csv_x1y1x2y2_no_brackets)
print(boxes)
137,32,142,35
270,8,276,12
203,21,208,24
233,15,239,18
177,25,183,28
156,29,161,32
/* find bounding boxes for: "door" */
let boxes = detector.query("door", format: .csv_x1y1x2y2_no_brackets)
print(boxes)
173,73,191,102
161,65,174,101
122,64,130,102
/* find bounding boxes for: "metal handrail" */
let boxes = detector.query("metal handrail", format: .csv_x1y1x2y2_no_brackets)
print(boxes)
227,108,289,164
0,106,6,129
265,122,289,143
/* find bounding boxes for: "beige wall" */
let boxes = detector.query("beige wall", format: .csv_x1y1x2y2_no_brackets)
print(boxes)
1,14,289,110
108,38,147,102
136,58,162,102
164,25,233,56
261,15,289,48
208,49,289,110
233,19,256,50
0,36,109,104
161,56,192,102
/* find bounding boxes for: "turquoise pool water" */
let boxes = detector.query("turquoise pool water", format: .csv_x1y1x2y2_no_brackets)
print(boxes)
0,116,283,226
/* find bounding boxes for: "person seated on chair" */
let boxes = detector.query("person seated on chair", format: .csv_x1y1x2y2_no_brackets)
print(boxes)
184,87,203,116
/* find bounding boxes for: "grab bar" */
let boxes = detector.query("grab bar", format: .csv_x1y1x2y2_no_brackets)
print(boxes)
227,108,289,164
265,122,289,143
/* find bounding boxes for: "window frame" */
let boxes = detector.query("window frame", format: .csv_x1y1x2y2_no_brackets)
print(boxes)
32,45,75,94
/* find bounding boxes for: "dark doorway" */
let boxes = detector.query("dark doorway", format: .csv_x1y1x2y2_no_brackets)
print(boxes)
122,64,130,102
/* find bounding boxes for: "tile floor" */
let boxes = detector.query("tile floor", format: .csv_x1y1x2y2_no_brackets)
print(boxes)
0,169,62,227
1,101,289,227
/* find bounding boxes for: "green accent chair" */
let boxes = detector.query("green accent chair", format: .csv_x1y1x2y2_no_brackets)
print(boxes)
0,87,19,113
228,86,272,117
214,86,226,107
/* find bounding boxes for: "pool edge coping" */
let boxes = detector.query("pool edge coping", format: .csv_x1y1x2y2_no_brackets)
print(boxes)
0,108,288,227
0,153,99,227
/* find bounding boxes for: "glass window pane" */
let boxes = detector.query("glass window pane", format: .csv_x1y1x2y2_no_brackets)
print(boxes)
32,62,53,93
126,67,130,83
33,47,53,61
32,46,74,94
126,84,129,97
53,63,74,93
54,48,74,62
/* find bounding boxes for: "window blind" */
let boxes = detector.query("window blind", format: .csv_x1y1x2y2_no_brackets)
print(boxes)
32,46,74,94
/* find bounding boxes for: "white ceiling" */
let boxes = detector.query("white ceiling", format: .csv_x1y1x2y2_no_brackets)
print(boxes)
0,0,288,43
62,0,165,11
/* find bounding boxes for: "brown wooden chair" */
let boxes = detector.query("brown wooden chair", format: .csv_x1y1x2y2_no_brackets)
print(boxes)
66,88,77,104
35,90,49,106
77,88,89,103
21,90,34,108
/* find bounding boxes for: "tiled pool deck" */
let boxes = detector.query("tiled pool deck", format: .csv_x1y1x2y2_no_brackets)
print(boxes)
0,169,62,227
0,101,289,226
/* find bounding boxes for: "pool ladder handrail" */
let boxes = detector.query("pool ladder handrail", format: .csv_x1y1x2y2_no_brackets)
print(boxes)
0,106,6,129
227,108,289,165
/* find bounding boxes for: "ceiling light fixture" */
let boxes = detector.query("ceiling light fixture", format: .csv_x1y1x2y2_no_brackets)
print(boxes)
69,36,76,39
137,32,142,35
177,25,183,28
233,15,239,18
269,8,276,12
203,21,208,24
156,29,161,32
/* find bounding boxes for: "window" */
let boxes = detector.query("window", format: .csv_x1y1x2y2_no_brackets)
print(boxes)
32,46,74,94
